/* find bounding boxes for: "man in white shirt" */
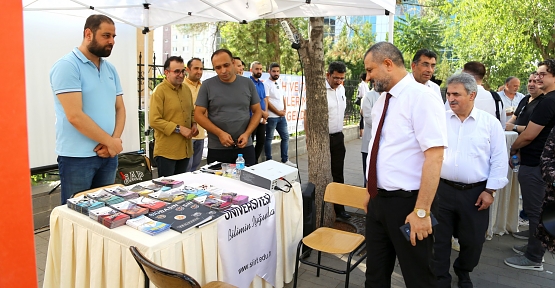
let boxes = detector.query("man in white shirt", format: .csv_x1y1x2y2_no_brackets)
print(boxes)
357,72,371,138
452,61,507,127
326,61,349,219
363,42,448,287
410,49,442,100
360,85,380,187
499,76,525,116
434,73,508,288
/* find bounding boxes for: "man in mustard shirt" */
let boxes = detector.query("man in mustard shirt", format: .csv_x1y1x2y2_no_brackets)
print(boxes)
149,56,198,176
185,57,205,172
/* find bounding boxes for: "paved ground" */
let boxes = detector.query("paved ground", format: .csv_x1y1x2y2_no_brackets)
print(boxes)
34,138,555,288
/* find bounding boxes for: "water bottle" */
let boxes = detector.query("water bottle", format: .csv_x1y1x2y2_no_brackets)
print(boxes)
511,155,520,173
235,154,245,179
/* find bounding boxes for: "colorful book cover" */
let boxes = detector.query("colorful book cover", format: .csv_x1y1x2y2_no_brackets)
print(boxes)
147,201,223,233
152,178,184,188
126,215,171,236
128,196,167,212
110,201,150,218
87,190,125,205
104,186,139,200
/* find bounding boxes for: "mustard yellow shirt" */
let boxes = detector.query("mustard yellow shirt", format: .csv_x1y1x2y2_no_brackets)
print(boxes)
184,77,206,140
149,78,194,160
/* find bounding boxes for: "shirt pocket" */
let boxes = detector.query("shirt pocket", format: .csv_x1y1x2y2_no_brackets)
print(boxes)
469,135,490,158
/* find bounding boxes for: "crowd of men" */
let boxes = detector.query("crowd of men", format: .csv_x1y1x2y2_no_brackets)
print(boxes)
50,14,555,288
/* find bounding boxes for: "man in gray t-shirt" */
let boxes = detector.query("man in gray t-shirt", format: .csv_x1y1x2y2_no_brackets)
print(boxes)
195,49,262,166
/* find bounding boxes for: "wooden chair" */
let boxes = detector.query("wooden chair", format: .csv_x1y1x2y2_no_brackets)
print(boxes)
70,183,124,199
293,182,368,288
129,246,237,288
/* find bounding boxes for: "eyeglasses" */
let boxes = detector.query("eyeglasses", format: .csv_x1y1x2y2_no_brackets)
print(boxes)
332,77,345,81
536,72,550,79
275,82,279,89
168,69,186,75
417,62,436,69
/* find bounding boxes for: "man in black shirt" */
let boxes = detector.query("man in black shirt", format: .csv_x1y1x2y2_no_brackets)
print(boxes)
506,73,545,134
505,59,555,271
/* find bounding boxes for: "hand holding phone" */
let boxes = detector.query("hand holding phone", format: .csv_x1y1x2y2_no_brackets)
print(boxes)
399,213,438,242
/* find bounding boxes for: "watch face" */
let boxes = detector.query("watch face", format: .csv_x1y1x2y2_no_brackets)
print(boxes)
416,209,426,218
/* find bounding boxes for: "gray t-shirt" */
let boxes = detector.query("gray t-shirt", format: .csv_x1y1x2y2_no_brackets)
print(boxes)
196,75,260,149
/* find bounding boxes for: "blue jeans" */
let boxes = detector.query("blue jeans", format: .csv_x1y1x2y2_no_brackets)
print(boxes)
265,117,289,162
187,139,204,172
58,156,118,205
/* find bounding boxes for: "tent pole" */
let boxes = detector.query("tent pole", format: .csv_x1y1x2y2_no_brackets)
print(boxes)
388,13,394,44
143,4,151,159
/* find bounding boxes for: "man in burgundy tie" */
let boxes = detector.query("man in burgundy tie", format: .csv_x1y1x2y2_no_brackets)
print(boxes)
363,42,448,288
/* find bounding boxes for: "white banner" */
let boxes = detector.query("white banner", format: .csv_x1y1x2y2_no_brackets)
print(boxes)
218,193,277,288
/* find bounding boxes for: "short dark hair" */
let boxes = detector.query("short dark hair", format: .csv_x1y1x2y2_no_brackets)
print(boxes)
328,61,347,74
364,42,405,67
269,62,280,70
359,72,367,81
212,49,233,62
83,14,114,38
164,56,184,71
232,56,245,66
505,76,518,84
412,49,437,64
463,61,486,80
538,59,555,76
187,57,202,68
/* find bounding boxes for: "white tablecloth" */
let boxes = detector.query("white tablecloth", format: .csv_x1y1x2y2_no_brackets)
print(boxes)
487,131,520,238
43,173,303,288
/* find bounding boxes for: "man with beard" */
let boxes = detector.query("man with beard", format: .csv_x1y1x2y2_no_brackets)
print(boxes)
249,61,268,163
195,49,261,166
149,56,197,176
410,49,442,100
185,58,205,172
263,63,296,167
50,14,126,205
363,42,447,287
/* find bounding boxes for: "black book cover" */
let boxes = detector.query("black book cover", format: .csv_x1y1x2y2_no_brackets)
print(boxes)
147,200,223,233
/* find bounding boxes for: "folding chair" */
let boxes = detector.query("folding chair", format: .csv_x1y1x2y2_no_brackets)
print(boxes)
293,182,367,288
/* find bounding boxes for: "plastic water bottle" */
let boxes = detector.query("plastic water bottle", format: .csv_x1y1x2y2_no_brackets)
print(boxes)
511,155,520,173
235,154,245,179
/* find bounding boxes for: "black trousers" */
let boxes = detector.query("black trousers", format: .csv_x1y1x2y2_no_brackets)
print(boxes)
155,156,189,177
251,123,266,164
519,165,547,263
329,132,346,213
365,191,436,288
207,146,256,167
433,181,488,288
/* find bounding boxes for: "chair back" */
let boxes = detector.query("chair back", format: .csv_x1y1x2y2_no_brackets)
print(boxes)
129,246,201,288
324,182,368,210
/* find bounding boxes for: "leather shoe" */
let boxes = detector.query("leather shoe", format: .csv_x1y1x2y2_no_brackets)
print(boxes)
337,211,351,219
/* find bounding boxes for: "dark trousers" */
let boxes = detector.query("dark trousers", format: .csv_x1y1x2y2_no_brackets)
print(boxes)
365,191,436,288
362,152,368,188
519,165,547,263
251,123,266,164
433,181,488,288
329,132,346,213
207,146,256,167
155,156,189,177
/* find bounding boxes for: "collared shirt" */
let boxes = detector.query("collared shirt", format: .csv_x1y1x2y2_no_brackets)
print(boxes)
357,81,370,99
250,76,266,111
409,72,442,101
264,79,284,118
184,77,205,140
441,108,508,189
498,90,525,112
369,73,448,191
361,89,381,153
447,85,507,127
149,78,194,160
50,47,123,157
326,80,346,134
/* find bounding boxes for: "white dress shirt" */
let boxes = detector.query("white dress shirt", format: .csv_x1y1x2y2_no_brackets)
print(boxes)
441,108,508,189
368,73,448,191
498,90,525,112
326,80,346,134
264,79,284,118
409,72,443,101
357,81,370,99
445,85,507,127
361,89,381,153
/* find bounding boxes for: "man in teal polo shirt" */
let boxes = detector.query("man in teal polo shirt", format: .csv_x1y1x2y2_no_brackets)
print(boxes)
50,14,126,205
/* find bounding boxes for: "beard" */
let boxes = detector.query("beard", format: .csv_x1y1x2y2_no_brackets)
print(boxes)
271,74,280,81
373,78,390,93
253,72,262,79
87,37,113,58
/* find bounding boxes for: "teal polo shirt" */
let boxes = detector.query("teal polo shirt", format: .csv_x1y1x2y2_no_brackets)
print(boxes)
50,47,123,157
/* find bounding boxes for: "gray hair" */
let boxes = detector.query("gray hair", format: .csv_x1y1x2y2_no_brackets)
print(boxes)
250,61,262,70
364,42,405,67
447,72,477,95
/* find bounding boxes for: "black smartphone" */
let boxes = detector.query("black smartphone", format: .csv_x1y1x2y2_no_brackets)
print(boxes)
400,213,439,242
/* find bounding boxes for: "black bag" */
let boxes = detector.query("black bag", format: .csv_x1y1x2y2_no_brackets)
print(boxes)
490,90,504,121
115,152,152,185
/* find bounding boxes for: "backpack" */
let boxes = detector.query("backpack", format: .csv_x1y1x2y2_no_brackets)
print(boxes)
114,152,153,185
489,90,504,121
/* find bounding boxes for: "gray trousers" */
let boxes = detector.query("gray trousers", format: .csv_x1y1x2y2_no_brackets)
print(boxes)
518,165,547,263
187,139,204,172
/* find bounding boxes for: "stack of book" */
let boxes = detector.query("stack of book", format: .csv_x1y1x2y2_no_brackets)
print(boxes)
88,190,125,205
129,184,160,196
67,195,105,215
128,196,167,212
126,215,171,236
89,206,130,228
110,201,150,218
104,186,139,200
152,178,184,188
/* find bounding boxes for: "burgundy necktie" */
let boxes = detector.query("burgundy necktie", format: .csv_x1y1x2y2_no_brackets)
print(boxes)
367,93,392,199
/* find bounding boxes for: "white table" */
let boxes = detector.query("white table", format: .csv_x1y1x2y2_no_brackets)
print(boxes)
487,131,520,238
43,173,303,288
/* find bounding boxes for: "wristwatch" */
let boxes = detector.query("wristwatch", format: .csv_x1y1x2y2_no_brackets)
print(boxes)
414,208,430,218
174,125,180,133
513,125,518,132
485,188,496,198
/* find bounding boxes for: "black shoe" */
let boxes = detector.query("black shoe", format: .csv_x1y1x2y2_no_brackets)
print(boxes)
454,269,472,288
337,211,351,219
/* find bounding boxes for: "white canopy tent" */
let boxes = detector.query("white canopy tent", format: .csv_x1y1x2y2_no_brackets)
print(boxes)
23,0,396,163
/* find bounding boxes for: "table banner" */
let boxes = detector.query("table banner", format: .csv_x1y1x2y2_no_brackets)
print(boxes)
218,193,277,288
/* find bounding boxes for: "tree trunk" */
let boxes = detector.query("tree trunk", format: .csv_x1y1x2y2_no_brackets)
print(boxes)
297,17,335,228
266,19,281,64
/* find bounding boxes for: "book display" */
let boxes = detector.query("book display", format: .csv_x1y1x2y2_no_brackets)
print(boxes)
147,200,223,233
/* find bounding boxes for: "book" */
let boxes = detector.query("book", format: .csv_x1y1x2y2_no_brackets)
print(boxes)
110,201,150,218
128,196,167,212
67,195,105,215
104,186,139,200
147,201,223,233
89,206,130,228
148,189,185,203
87,190,125,205
152,178,184,188
129,184,158,196
126,215,171,236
